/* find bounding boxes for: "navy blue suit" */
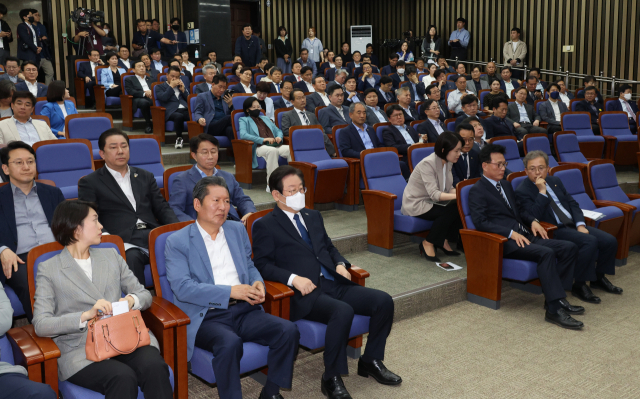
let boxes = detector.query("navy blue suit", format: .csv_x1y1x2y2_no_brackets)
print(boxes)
390,73,407,90
117,59,132,71
155,82,189,121
608,99,639,133
253,207,394,376
406,82,426,105
162,30,188,57
469,177,578,302
0,182,65,320
269,82,283,93
272,96,292,110
17,22,40,62
416,118,443,143
169,166,256,222
515,175,614,281
452,148,481,186
499,78,520,94
380,65,396,76
381,124,420,155
15,81,48,97
376,88,396,109
230,82,256,94
356,74,381,91
318,105,351,136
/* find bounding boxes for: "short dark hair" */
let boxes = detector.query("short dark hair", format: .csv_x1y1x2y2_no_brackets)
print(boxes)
12,91,36,106
89,49,100,56
461,94,478,106
19,9,31,20
256,81,271,93
396,60,405,67
211,74,227,85
242,96,260,114
425,83,439,95
433,70,445,79
98,128,129,151
385,104,404,118
190,134,219,153
353,50,361,56
168,65,181,74
584,75,596,83
515,86,528,95
334,55,343,62
421,99,437,114
584,86,597,94
51,200,99,247
170,17,181,25
290,88,305,100
455,75,467,83
105,52,118,62
0,4,7,15
46,81,67,102
405,66,417,76
136,19,146,25
388,53,399,60
455,122,475,135
462,116,480,125
511,27,521,34
470,66,481,73
526,75,538,83
152,18,160,24
291,61,302,69
264,63,275,73
193,176,230,206
299,48,308,54
479,143,506,164
434,131,464,160
169,59,181,67
119,45,130,52
618,84,632,95
366,43,373,49
501,66,512,73
363,88,378,98
4,56,19,66
300,66,313,75
312,75,325,85
327,84,343,96
1,141,36,165
492,98,509,109
281,80,293,89
21,60,38,71
242,24,252,30
268,165,305,194
232,62,245,73
530,67,541,75
207,50,217,57
133,59,145,68
345,76,357,84
547,83,560,92
239,67,252,75
0,80,15,101
362,55,371,61
380,76,393,85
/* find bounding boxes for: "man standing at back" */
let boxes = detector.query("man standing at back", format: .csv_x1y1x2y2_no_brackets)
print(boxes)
78,129,179,286
253,166,402,399
235,24,261,67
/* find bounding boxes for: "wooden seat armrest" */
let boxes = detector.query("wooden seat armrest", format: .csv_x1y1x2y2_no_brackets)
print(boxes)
348,266,370,286
19,325,61,362
264,281,295,300
187,121,204,140
459,229,508,244
231,139,256,185
336,157,360,166
539,221,558,233
231,139,255,147
361,189,397,201
262,281,293,320
142,300,178,332
283,137,290,145
150,106,167,142
6,327,46,368
288,161,317,209
10,326,60,390
591,200,636,212
150,296,190,327
626,193,640,200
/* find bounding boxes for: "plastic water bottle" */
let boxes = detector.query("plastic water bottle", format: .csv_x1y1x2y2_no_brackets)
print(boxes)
194,49,199,58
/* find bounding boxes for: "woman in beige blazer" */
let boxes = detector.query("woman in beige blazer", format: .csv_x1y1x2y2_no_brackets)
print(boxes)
401,132,464,262
32,200,173,399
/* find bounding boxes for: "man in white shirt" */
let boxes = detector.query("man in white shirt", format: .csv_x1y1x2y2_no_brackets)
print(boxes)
76,49,104,108
15,61,47,97
364,88,389,126
78,129,179,286
118,45,131,70
304,76,330,112
447,75,474,116
164,175,300,399
612,83,639,133
150,48,166,74
0,58,25,84
500,67,518,98
123,60,155,133
538,83,569,138
0,91,58,145
294,66,315,93
507,86,547,138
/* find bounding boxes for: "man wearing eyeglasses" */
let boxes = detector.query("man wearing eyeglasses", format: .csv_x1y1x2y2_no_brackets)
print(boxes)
469,144,584,330
253,165,402,399
452,123,481,186
515,151,622,301
0,141,65,322
169,134,256,225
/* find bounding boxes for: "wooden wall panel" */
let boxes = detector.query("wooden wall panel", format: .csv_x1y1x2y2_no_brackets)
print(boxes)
49,0,182,84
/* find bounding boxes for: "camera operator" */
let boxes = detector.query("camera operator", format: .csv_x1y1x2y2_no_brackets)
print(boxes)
73,17,107,56
17,9,41,64
31,9,53,85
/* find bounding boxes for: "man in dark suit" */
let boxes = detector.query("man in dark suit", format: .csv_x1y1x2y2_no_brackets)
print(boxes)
148,48,168,76
499,67,520,96
193,74,234,142
0,58,24,84
324,55,345,82
380,53,398,76
285,62,302,85
575,86,604,135
339,103,410,179
293,66,316,93
194,64,216,94
528,68,549,91
124,60,155,133
389,60,407,90
230,67,256,94
281,88,336,156
356,63,381,91
268,67,284,94
272,80,294,109
609,84,639,133
452,123,481,185
354,56,380,77
319,85,351,137
168,59,192,86
507,87,548,137
297,49,317,77
395,86,419,122
342,76,363,108
15,61,47,97
538,83,569,139
364,88,389,126
470,144,584,329
454,94,487,129
0,5,12,66
524,75,544,106
117,45,132,70
78,129,179,286
169,135,256,223
376,76,396,109
417,99,446,143
515,150,623,301
405,67,426,105
0,142,64,321
485,98,525,155
16,9,40,64
253,166,402,398
304,76,330,112
382,105,424,156
421,83,450,122
77,49,104,108
156,66,189,148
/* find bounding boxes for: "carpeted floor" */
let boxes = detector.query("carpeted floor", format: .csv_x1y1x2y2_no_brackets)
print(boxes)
187,256,640,399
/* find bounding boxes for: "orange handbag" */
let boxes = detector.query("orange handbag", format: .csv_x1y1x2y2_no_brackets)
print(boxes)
85,309,151,362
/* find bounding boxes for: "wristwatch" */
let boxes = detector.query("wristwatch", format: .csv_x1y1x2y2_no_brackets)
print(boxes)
336,262,346,267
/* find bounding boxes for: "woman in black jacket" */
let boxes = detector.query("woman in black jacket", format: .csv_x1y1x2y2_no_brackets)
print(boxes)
274,26,293,74
421,25,441,61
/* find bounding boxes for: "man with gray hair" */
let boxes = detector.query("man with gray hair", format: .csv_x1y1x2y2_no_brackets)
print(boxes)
395,86,419,122
515,150,623,302
165,175,300,399
194,64,218,94
327,68,349,92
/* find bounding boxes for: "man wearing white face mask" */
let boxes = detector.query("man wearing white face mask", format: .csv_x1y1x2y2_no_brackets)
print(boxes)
390,60,407,90
253,165,402,399
609,84,639,134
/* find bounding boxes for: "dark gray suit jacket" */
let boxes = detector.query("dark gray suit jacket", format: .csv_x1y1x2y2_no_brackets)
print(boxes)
507,101,541,124
538,100,569,126
365,106,389,127
280,108,319,136
194,81,210,94
318,105,351,136
305,92,328,112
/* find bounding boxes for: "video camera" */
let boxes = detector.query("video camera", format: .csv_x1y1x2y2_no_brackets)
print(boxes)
71,7,104,29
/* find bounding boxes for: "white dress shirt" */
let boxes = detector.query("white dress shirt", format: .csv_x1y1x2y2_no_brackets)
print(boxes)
196,221,242,287
447,89,474,114
25,81,38,97
58,103,68,118
550,100,561,122
120,58,130,69
318,92,330,106
241,83,253,93
429,118,444,135
504,81,514,95
619,99,636,119
170,83,186,109
90,61,99,77
136,74,150,91
559,92,570,108
515,101,530,123
296,108,310,125
304,81,315,92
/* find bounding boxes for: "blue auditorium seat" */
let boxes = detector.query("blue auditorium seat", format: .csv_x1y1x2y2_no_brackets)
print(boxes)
34,140,94,199
66,114,113,161
561,112,605,159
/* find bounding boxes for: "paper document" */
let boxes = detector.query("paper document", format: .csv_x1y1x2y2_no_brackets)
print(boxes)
112,301,130,316
436,262,463,271
582,209,605,221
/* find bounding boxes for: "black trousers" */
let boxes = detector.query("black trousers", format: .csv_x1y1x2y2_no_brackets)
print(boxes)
206,115,235,142
125,248,149,287
553,225,617,281
2,253,32,321
0,49,8,67
399,160,411,180
591,123,600,135
303,278,394,378
0,373,56,399
195,302,299,399
106,86,123,97
168,108,189,138
66,346,172,399
629,119,637,134
450,47,468,61
416,201,462,247
84,78,96,107
503,235,579,302
132,97,153,124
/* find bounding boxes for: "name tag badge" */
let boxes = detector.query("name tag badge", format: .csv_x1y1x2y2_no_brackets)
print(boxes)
93,39,98,45
309,49,314,54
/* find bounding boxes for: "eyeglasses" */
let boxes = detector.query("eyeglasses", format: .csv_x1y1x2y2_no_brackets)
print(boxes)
283,187,307,196
487,162,508,169
9,159,35,167
197,150,218,157
527,166,547,173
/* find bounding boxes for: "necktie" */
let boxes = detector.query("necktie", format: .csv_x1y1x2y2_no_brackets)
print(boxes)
297,75,302,82
496,182,529,234
547,186,574,227
385,92,391,102
293,214,333,280
624,101,637,122
462,153,470,178
337,107,345,120
300,111,310,125
275,84,280,93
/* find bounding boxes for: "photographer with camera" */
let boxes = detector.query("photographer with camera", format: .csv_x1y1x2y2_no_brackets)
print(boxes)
17,9,41,64
72,9,107,56
31,10,53,85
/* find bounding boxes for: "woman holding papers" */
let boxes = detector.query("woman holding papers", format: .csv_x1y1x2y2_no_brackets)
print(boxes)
401,132,464,262
32,200,173,399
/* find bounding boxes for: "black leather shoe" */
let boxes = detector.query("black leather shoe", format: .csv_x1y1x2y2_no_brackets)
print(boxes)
258,388,283,399
419,243,441,263
545,309,584,330
145,125,153,133
544,298,585,315
435,244,460,256
572,284,601,304
321,375,352,399
591,276,623,294
357,358,402,385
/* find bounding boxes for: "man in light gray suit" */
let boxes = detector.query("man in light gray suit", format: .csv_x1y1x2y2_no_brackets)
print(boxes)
282,89,336,156
363,88,389,126
538,82,569,139
318,85,351,137
507,86,547,138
